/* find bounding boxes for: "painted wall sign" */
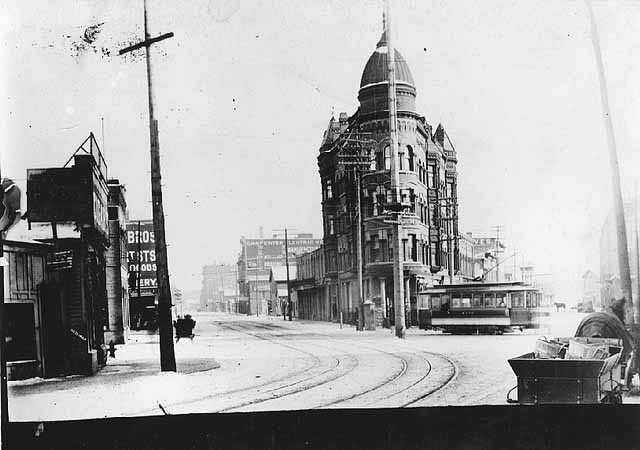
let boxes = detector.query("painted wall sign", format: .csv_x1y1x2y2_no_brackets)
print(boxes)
126,220,157,294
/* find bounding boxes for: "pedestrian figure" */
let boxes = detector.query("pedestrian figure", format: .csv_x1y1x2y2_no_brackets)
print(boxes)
107,340,117,358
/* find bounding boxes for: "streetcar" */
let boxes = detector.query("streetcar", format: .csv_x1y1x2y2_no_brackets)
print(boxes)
417,281,548,334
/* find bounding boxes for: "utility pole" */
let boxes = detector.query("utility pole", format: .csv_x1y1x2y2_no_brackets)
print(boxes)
255,245,259,318
492,225,504,283
585,0,634,324
272,228,298,321
235,264,239,314
119,0,176,371
336,134,375,331
356,171,364,331
285,228,292,321
386,0,405,338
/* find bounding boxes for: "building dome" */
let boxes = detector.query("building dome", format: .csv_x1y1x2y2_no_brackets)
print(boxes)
358,31,417,115
359,31,415,89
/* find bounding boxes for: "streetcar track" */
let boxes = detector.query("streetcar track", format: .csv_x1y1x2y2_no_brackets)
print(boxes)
148,320,362,414
314,344,411,408
211,321,362,412
399,352,459,407
131,320,329,415
235,324,459,410
134,319,459,414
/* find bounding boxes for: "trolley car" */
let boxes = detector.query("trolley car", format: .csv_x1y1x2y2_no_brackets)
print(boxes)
418,282,548,334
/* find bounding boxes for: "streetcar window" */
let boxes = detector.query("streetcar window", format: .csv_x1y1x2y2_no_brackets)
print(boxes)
430,295,441,309
484,293,495,308
452,295,461,308
461,297,471,308
471,294,482,308
512,292,523,308
441,295,450,310
496,294,506,307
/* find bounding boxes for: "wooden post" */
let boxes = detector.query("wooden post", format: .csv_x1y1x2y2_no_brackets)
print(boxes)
285,228,292,321
356,172,364,331
120,2,177,370
585,0,634,323
386,0,405,338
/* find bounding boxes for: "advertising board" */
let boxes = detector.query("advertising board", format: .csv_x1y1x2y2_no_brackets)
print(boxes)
126,220,157,294
243,238,322,268
27,155,109,237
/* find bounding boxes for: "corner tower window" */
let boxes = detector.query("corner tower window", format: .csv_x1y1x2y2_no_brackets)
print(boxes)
407,146,415,171
325,179,333,199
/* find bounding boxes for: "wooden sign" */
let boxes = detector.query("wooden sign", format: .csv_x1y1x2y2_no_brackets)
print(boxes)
46,250,73,271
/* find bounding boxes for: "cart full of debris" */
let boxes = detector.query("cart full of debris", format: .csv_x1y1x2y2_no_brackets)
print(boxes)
507,302,635,404
508,337,627,404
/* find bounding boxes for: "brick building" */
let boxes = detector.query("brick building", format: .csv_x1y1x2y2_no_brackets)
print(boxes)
105,179,130,344
315,24,460,327
200,263,237,312
237,233,321,316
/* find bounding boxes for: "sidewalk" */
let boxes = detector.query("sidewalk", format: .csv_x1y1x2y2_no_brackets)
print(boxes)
8,332,220,420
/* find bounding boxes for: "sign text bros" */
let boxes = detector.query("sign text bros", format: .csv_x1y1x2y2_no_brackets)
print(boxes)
126,220,158,291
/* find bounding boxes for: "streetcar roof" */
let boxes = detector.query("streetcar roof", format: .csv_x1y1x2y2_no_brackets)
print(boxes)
419,281,540,294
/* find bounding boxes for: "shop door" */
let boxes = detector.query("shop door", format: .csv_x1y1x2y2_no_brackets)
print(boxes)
39,283,66,377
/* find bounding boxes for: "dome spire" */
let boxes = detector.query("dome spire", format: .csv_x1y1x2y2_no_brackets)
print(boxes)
377,11,387,48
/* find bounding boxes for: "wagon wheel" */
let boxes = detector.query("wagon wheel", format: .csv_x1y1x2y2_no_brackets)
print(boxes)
574,311,634,358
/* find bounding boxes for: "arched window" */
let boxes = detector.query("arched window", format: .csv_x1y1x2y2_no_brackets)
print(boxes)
407,146,415,171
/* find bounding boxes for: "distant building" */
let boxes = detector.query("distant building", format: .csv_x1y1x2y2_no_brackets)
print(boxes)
291,247,327,321
237,233,321,316
469,237,507,283
532,272,555,307
582,269,601,310
200,264,237,312
269,265,297,316
599,199,639,309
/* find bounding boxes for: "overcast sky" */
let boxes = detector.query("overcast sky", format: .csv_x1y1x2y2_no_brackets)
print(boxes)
2,0,640,301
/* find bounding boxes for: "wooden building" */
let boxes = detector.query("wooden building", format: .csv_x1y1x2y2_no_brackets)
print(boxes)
3,239,51,380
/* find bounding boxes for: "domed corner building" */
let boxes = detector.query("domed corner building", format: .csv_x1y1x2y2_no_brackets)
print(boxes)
315,26,460,327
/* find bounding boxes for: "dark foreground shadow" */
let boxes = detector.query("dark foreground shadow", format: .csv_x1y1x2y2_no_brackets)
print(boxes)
7,405,640,450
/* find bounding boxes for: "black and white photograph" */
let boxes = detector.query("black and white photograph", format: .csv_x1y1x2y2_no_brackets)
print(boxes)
1,0,640,448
